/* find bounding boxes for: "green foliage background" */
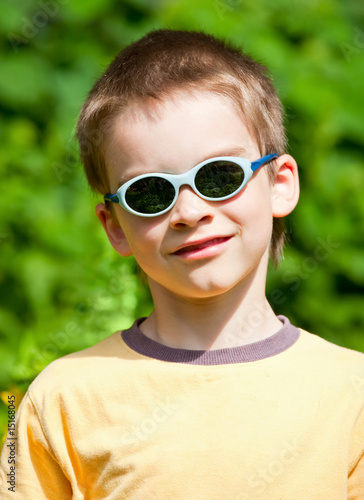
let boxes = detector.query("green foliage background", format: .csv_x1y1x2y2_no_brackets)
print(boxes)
0,0,363,442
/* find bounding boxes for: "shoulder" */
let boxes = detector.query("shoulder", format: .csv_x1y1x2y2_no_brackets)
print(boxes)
295,327,364,389
27,329,134,404
297,328,364,364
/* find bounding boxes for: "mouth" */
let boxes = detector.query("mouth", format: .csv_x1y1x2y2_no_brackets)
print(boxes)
172,236,232,258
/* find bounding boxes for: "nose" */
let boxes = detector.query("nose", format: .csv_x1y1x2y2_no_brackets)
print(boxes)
169,186,214,229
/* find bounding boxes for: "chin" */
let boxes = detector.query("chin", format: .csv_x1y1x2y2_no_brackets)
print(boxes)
174,275,248,300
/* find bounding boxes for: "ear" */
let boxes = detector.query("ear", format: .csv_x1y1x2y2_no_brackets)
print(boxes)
95,203,133,257
271,154,299,218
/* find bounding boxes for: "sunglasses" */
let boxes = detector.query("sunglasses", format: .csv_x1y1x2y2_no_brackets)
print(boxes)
104,153,278,217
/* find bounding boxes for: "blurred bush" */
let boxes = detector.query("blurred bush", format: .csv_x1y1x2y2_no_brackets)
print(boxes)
1,0,363,442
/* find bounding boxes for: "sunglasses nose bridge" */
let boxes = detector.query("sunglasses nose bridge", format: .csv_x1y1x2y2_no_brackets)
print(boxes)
167,168,209,216
171,168,199,199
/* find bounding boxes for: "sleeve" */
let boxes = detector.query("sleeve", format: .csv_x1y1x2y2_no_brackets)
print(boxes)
0,391,72,500
348,404,364,500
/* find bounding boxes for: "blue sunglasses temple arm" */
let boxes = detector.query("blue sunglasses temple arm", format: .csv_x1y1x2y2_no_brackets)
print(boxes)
251,153,278,172
104,194,119,203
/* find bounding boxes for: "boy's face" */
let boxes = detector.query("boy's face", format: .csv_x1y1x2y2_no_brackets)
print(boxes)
97,91,298,300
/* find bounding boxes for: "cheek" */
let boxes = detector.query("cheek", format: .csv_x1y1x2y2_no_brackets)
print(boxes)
119,214,164,257
228,183,273,244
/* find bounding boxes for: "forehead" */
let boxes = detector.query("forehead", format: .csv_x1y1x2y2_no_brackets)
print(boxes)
104,91,259,188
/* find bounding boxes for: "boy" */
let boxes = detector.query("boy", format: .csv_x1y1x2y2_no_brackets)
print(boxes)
1,29,364,499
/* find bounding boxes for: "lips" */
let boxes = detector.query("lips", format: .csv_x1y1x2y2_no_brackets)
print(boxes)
172,236,232,256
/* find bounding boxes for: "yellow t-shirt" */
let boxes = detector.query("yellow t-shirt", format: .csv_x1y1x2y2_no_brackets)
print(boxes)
1,316,364,499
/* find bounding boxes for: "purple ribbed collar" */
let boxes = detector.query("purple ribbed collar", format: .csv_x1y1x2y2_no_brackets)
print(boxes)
121,315,300,365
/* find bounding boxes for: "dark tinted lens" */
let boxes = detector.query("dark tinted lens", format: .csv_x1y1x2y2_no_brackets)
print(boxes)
195,161,244,198
125,177,175,214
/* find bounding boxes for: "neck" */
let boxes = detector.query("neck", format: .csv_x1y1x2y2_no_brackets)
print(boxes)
140,266,282,351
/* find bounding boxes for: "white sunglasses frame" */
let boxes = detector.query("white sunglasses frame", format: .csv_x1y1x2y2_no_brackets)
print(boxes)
104,153,278,217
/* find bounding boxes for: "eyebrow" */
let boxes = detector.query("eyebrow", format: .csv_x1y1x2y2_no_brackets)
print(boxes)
200,144,252,162
115,144,253,190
